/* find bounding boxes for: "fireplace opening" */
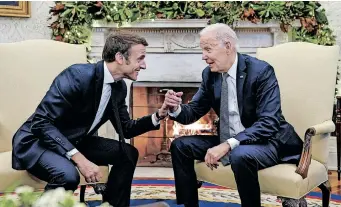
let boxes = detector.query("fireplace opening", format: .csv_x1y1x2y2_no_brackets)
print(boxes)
129,81,218,167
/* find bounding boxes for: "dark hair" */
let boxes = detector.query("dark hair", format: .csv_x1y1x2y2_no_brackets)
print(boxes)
102,32,148,62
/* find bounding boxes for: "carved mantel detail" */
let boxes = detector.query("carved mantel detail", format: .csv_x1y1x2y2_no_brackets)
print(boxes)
90,19,298,62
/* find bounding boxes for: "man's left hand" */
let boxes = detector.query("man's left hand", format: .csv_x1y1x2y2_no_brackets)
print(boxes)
158,103,168,118
205,142,231,169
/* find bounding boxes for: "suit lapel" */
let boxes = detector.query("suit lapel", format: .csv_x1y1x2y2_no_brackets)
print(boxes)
214,73,222,114
236,53,247,116
93,60,105,118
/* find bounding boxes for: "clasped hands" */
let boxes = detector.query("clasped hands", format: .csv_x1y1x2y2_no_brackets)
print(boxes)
158,90,184,118
161,90,231,170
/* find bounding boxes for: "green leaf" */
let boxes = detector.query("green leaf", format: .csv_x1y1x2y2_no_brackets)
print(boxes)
120,12,127,21
196,9,205,17
205,2,213,9
114,14,119,21
315,11,328,24
78,5,87,10
64,3,75,8
60,9,72,17
125,8,132,18
173,3,178,10
106,15,113,22
166,11,174,19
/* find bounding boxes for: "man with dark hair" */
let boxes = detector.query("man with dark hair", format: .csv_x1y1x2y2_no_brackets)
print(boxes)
12,32,168,207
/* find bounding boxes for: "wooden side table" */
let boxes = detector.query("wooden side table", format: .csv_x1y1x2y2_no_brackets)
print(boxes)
335,96,341,180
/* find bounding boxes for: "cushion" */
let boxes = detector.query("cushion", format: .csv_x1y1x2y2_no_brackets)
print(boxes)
194,159,327,199
0,151,109,192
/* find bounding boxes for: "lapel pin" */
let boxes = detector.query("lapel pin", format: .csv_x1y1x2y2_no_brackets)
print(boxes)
240,75,244,78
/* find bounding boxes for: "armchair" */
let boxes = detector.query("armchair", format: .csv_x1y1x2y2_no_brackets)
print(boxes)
0,40,109,202
194,42,339,206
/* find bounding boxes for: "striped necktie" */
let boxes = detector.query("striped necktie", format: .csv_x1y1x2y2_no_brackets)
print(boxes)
219,72,231,166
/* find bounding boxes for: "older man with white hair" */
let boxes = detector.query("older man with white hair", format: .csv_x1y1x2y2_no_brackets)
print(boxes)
163,23,303,207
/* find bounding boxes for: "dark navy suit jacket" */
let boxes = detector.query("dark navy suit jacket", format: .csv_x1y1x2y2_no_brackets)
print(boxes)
12,60,159,170
171,53,303,162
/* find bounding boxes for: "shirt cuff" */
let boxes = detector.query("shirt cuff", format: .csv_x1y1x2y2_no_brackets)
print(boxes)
227,138,240,150
152,113,160,126
66,148,79,160
168,106,181,117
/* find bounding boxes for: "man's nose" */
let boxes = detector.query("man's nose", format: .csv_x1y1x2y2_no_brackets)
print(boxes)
202,54,207,60
140,62,146,70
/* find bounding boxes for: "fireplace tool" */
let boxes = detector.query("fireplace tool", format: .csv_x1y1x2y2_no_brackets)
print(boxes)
150,116,172,167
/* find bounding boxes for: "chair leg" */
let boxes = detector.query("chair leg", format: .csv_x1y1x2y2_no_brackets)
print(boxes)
79,185,86,203
280,197,300,207
90,183,107,194
279,196,307,207
318,180,331,207
299,197,307,207
197,180,203,188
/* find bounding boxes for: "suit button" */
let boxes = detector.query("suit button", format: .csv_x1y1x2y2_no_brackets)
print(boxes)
75,141,79,144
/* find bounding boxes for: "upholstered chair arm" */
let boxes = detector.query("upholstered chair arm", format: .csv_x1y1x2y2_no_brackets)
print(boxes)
295,120,335,179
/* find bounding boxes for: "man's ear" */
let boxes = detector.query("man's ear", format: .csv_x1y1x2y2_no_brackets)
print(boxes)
115,52,124,64
225,41,232,55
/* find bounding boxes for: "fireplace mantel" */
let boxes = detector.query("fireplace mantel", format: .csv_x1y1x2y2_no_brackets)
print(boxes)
90,19,298,57
90,19,298,82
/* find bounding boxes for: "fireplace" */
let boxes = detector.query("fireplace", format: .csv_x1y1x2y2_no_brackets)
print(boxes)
130,81,218,167
90,19,295,167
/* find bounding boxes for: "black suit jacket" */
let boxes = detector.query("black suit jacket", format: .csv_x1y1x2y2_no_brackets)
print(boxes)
171,53,303,162
12,60,159,170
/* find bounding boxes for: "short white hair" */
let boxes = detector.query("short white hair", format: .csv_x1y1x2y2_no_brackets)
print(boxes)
199,23,239,51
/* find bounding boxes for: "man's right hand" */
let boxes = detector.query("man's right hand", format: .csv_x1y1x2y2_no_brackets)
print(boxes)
164,90,183,112
71,152,103,183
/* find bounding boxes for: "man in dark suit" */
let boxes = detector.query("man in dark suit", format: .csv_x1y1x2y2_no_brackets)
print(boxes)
163,23,303,207
12,33,168,207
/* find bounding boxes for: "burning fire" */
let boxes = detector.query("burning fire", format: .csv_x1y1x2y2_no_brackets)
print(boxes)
172,120,215,139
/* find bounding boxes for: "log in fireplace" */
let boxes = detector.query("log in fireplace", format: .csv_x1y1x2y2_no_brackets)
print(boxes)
130,81,218,167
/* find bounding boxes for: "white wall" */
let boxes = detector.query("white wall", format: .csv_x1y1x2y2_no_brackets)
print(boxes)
0,1,53,43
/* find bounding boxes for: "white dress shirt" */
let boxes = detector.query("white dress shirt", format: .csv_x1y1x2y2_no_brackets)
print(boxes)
66,63,160,159
169,55,245,150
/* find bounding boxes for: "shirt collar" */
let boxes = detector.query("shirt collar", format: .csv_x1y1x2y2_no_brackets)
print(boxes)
227,54,238,80
103,62,115,84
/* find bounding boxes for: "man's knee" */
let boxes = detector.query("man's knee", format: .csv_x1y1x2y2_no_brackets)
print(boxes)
170,136,187,153
125,144,139,163
230,146,255,170
54,168,80,191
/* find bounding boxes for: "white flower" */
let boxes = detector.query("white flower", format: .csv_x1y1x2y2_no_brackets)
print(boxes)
99,202,113,207
15,185,34,194
74,203,87,207
24,187,84,207
34,188,73,207
3,194,20,206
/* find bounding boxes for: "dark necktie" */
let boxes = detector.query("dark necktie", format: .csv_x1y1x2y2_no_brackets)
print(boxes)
219,72,231,166
110,82,133,165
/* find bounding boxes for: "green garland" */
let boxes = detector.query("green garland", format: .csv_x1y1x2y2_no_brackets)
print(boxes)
49,1,336,49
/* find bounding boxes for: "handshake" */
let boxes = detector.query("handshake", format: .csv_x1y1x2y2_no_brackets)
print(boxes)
157,90,184,119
